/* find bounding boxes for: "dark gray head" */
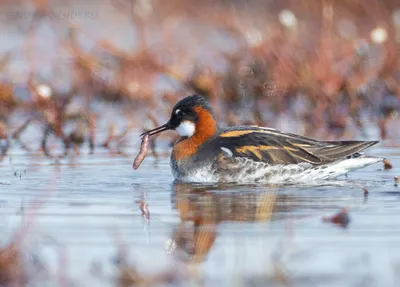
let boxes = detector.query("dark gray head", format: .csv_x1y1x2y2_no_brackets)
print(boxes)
141,94,216,137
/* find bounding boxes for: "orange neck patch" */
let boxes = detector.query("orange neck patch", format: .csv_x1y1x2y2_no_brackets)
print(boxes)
172,106,217,161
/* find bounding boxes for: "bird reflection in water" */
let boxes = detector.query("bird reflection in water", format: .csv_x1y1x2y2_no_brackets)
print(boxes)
168,182,278,263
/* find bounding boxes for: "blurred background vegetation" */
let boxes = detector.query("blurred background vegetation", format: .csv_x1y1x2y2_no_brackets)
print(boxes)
0,0,399,159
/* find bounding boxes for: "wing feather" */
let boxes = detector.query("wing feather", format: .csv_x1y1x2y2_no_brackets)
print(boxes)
218,127,378,166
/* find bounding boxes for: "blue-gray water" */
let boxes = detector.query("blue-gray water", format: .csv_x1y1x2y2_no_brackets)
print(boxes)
1,140,400,286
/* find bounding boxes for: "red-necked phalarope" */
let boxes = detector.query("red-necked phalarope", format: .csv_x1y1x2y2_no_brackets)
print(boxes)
141,95,382,183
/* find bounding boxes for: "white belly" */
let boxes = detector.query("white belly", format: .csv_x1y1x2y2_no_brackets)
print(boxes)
172,156,383,184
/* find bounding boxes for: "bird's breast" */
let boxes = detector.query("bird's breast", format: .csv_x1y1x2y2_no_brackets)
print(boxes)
171,137,199,161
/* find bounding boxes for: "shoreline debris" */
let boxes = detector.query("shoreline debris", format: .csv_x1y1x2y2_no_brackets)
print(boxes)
322,207,350,228
383,159,393,170
395,176,399,187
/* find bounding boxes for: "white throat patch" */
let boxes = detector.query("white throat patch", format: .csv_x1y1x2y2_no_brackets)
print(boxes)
176,121,196,137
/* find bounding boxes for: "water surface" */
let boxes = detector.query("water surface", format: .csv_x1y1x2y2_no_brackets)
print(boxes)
1,144,399,287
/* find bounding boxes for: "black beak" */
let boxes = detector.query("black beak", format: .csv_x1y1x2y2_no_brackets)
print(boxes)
140,122,172,137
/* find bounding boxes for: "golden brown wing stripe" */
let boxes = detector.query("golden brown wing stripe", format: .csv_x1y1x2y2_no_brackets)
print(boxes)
235,145,298,160
235,145,322,164
219,129,308,142
219,130,256,137
236,146,263,160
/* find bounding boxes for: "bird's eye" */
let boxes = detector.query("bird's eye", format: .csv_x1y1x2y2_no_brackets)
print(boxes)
175,109,184,117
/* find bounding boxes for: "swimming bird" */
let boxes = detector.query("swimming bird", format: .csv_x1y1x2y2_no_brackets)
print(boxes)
141,95,382,183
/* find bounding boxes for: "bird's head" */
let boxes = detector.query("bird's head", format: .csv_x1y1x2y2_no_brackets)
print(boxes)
142,95,217,138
